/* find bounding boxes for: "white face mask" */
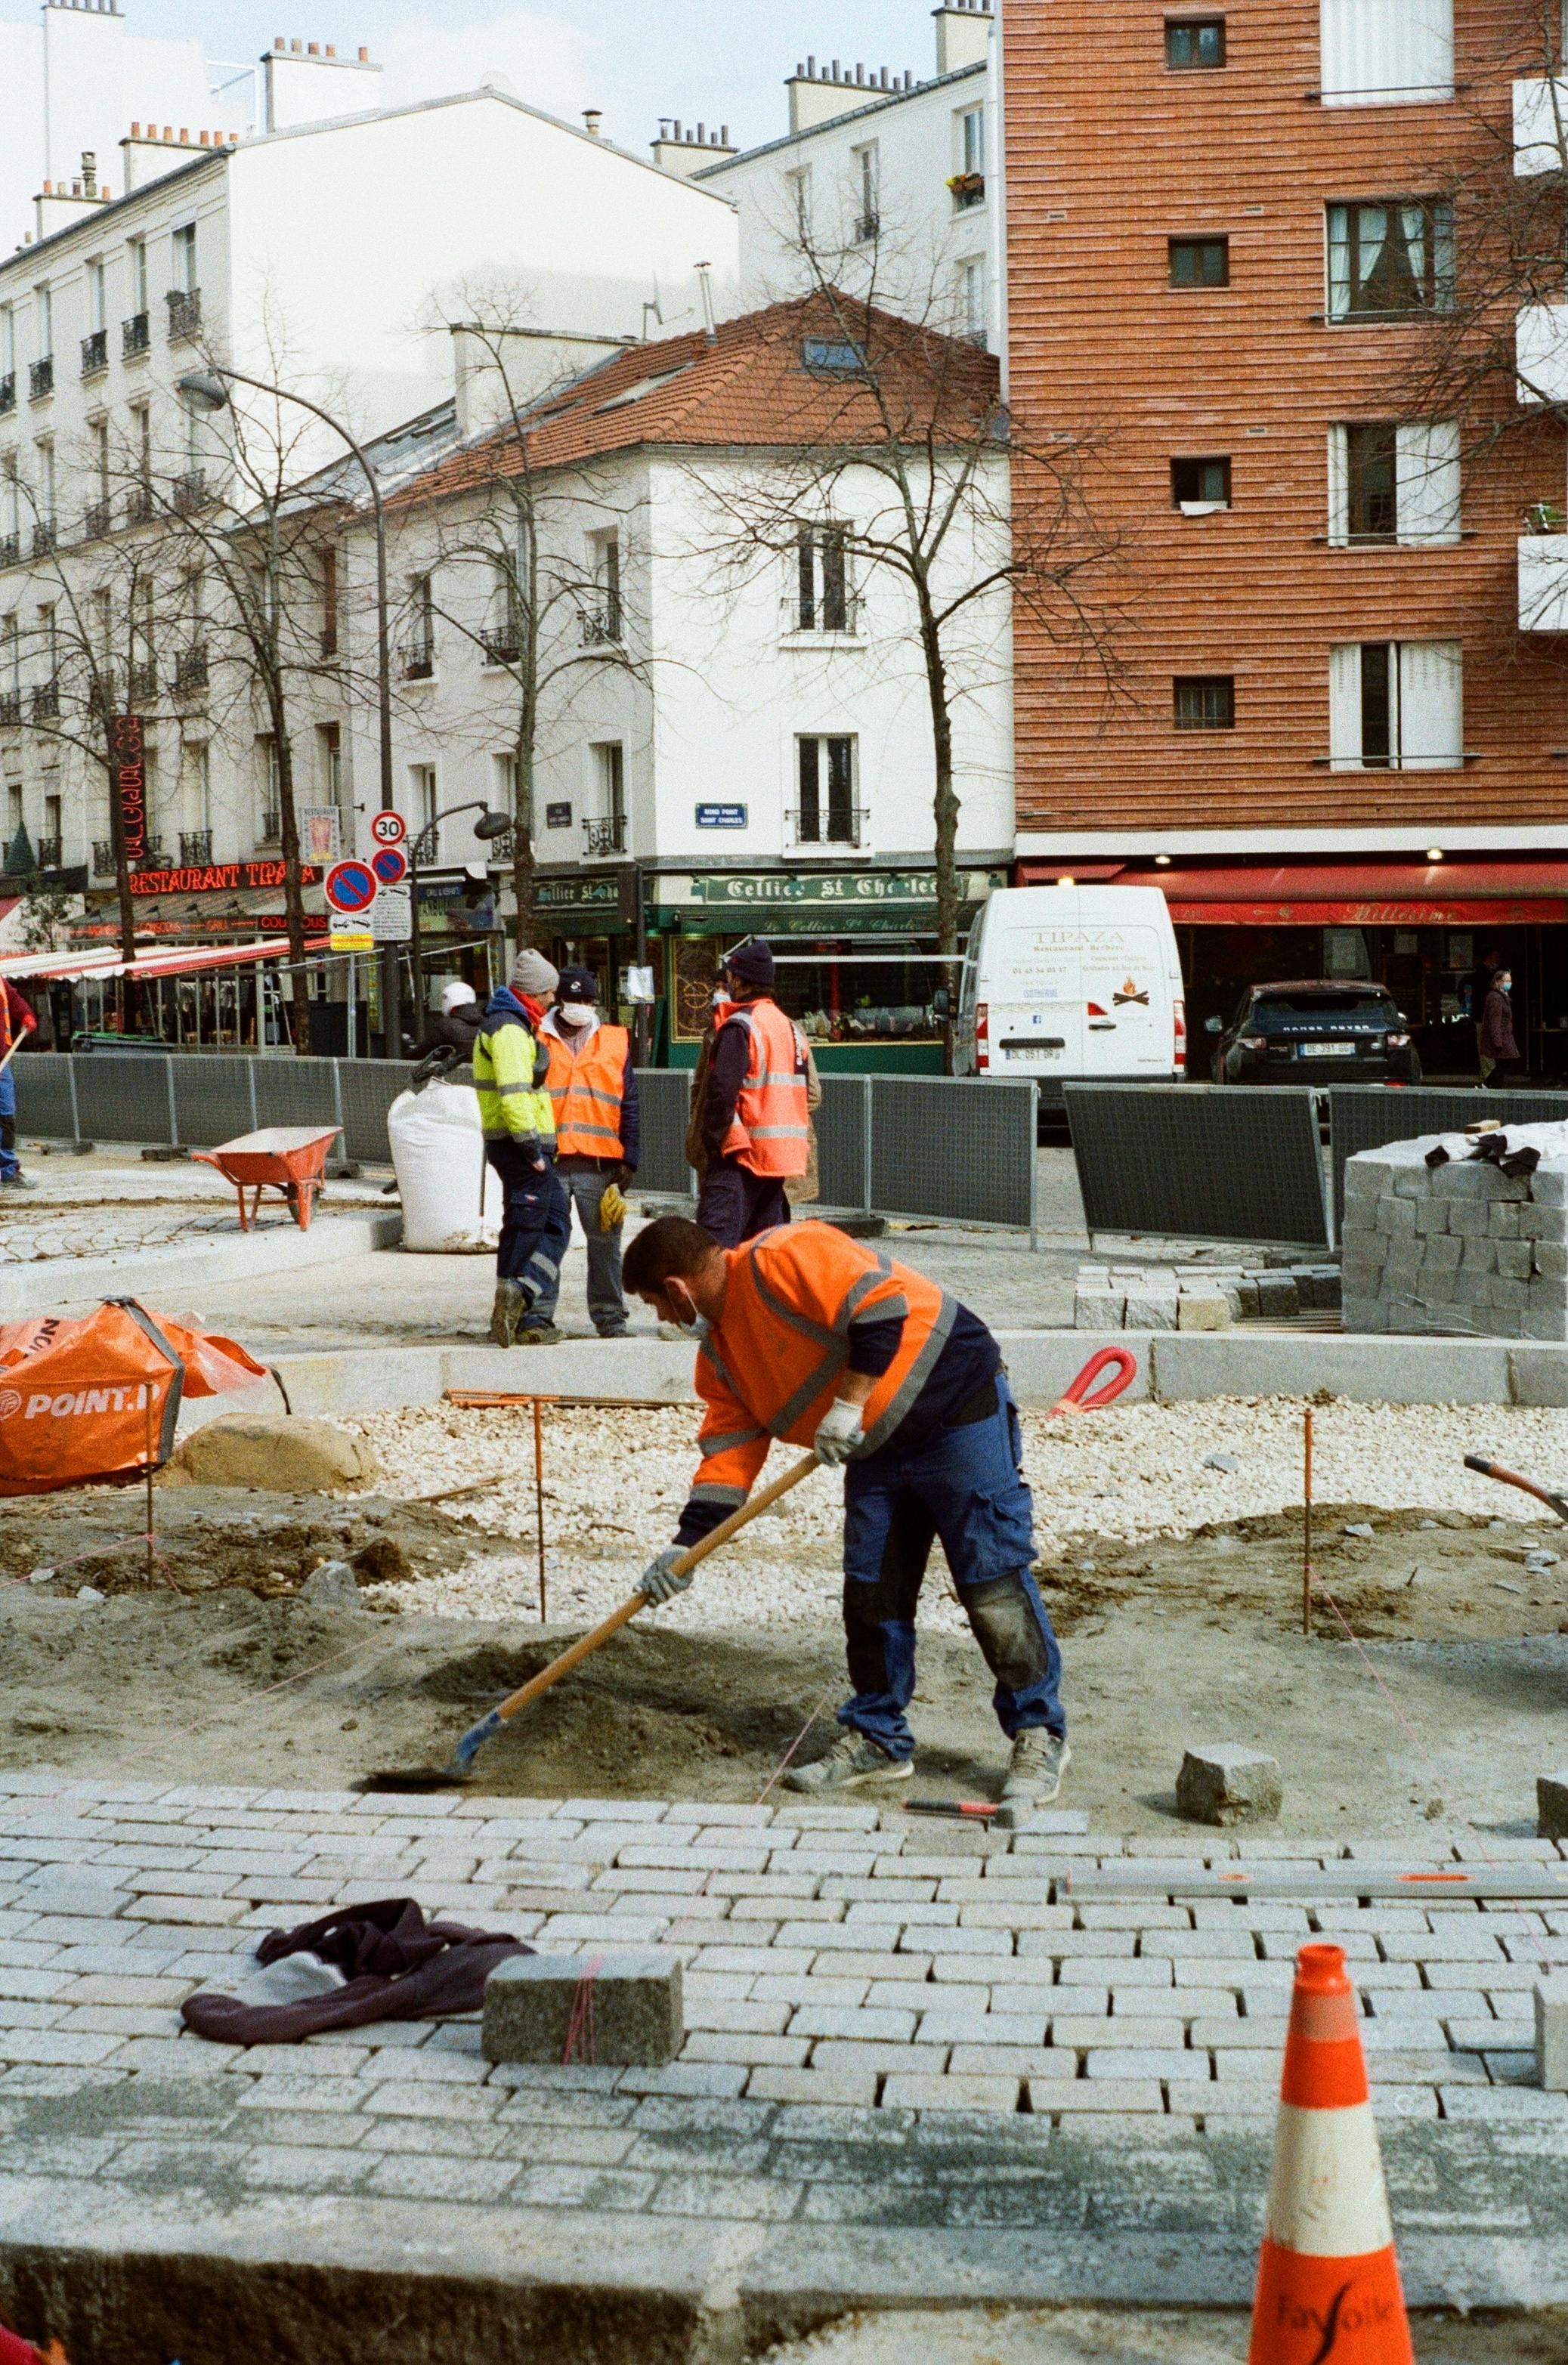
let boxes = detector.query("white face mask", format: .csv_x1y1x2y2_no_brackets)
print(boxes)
665,1283,709,1337
558,1002,597,1027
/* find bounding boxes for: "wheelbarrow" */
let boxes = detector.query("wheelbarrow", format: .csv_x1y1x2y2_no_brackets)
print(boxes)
193,1126,342,1232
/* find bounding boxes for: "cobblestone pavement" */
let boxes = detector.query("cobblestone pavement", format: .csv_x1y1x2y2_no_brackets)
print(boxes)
2,1158,394,1266
2,1775,1565,2292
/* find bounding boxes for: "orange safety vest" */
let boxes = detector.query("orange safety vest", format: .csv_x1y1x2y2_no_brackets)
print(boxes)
686,1221,957,1516
719,997,809,1177
544,1021,629,1159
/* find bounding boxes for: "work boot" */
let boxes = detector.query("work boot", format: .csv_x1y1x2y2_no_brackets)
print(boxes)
0,1172,37,1190
784,1730,911,1795
1000,1729,1071,1810
514,1320,563,1346
490,1281,524,1348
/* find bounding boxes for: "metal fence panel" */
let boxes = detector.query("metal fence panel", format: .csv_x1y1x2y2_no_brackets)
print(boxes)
72,1053,176,1148
11,1055,78,1143
1064,1084,1330,1247
634,1068,692,1195
335,1060,411,1164
815,1074,871,1211
171,1055,257,1149
1328,1084,1566,1225
871,1077,1037,1229
254,1056,340,1133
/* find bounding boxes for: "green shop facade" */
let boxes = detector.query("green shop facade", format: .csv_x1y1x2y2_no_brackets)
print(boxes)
529,864,1005,1072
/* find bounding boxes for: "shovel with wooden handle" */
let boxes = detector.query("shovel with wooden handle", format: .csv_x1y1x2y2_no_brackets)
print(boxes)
363,1449,824,1792
1463,1454,1568,1526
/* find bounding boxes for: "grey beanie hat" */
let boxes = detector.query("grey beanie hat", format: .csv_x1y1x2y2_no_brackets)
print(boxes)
510,947,560,997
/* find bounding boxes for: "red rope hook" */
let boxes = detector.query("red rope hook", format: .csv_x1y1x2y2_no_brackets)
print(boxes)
1047,1344,1139,1419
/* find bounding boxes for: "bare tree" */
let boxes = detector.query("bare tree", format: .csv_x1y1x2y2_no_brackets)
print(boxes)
681,246,1122,1056
395,296,658,951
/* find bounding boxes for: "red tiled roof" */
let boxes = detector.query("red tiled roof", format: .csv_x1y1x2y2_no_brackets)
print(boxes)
386,295,1001,508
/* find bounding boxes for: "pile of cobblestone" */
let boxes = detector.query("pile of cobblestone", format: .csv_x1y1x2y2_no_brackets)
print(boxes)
1342,1137,1568,1340
1073,1263,1342,1331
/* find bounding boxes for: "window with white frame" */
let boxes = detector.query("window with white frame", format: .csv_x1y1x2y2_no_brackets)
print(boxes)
1328,421,1460,544
954,105,986,206
492,751,519,828
589,741,626,853
0,302,14,380
88,258,107,335
1328,639,1462,768
958,257,988,346
794,734,859,845
2,456,17,546
172,224,197,293
787,165,813,236
1327,200,1455,317
1319,0,1452,104
794,524,851,632
852,143,880,243
584,530,621,642
33,285,52,361
410,762,438,842
128,238,149,316
484,559,520,661
180,740,212,831
5,779,21,846
37,441,55,528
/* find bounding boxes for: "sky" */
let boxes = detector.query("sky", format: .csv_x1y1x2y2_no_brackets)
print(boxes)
0,0,936,155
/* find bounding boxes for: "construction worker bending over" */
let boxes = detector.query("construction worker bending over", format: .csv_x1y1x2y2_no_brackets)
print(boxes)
474,949,570,1347
622,1215,1070,1807
694,939,809,1247
533,965,640,1339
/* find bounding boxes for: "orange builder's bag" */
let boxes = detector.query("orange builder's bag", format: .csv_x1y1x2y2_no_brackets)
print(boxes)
0,1296,272,1498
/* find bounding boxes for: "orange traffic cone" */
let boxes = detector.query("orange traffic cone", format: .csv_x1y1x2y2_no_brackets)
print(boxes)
1249,1941,1415,2363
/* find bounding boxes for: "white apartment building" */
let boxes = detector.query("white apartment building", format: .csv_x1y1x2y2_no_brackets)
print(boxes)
0,85,740,911
676,1,1005,361
341,303,1013,1060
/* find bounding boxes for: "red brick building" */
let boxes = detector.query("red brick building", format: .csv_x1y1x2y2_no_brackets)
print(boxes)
1002,0,1567,1075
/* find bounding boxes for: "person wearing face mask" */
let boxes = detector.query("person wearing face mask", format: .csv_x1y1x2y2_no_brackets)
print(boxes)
532,966,641,1339
1478,965,1520,1087
621,1215,1069,1810
473,948,570,1346
693,939,811,1247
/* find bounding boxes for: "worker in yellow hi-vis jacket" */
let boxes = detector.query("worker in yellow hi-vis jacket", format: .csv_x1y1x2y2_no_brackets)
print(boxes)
472,948,568,1347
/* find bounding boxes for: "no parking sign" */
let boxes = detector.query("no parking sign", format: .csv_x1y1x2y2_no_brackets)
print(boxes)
372,844,408,886
324,860,377,916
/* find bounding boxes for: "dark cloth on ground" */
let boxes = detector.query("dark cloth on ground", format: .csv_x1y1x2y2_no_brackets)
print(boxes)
694,1155,790,1249
181,1897,532,2045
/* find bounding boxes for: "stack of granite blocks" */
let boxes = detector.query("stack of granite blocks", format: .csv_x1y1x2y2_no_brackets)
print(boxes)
1341,1136,1568,1339
1074,1263,1341,1330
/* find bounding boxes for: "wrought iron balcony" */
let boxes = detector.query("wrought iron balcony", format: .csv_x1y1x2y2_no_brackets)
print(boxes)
179,830,213,864
171,468,206,515
0,690,20,728
166,287,202,342
579,604,623,647
139,839,167,867
401,639,435,680
785,804,868,850
122,311,150,360
0,534,18,570
124,482,154,527
84,497,113,540
93,840,116,878
258,806,282,846
854,210,880,243
81,329,108,377
173,645,209,695
35,838,60,869
29,680,59,722
29,357,54,400
0,373,14,415
129,659,157,703
88,672,118,718
481,624,521,666
583,814,627,857
31,519,57,557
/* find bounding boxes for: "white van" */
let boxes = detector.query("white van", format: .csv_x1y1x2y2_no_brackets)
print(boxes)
954,886,1186,1099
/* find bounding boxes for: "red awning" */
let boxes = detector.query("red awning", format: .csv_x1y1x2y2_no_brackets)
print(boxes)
0,935,327,985
1016,858,1567,924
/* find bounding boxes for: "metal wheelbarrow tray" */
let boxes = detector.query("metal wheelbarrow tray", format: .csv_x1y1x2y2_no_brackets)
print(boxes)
193,1125,343,1232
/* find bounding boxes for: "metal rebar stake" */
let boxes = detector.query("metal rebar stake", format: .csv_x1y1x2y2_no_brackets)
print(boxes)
1303,1405,1314,1639
533,1396,547,1622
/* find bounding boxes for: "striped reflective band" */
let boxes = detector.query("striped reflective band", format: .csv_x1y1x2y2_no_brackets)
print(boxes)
1263,2102,1393,2256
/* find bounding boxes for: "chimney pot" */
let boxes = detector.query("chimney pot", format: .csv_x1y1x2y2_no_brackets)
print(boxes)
697,120,704,139
101,184,110,197
130,120,139,136
199,130,209,144
291,38,302,53
42,180,52,194
308,39,319,54
831,58,840,79
357,45,368,60
274,36,283,48
325,43,335,56
72,180,81,194
721,123,728,142
806,54,815,75
178,127,188,142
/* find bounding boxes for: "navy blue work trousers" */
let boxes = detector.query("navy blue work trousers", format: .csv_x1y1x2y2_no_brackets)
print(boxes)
486,1140,571,1309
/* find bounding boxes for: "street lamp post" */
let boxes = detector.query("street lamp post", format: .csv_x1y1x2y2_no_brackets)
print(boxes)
407,802,513,1020
178,364,401,1053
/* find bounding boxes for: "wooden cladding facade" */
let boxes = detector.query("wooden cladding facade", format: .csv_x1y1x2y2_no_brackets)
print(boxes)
1002,0,1564,838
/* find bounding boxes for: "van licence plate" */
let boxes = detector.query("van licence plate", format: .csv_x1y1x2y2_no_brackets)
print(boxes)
1300,1041,1357,1057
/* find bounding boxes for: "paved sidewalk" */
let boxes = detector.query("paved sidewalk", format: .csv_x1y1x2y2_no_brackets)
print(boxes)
2,1776,1565,2351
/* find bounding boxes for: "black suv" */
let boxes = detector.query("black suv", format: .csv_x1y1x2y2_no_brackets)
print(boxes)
1206,981,1421,1086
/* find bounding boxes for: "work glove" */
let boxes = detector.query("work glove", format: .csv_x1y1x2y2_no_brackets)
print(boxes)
639,1545,691,1606
813,1398,865,1466
599,1181,627,1233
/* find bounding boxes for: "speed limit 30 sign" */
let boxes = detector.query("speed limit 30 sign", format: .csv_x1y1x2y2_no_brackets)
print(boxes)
370,811,407,849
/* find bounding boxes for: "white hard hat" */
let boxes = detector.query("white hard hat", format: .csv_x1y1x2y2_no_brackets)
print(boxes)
439,980,478,1014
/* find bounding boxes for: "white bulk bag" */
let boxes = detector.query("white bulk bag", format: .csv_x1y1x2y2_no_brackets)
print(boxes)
388,1077,500,1252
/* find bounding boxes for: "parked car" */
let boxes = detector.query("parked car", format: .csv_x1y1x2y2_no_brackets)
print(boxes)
1206,980,1421,1085
954,885,1186,1102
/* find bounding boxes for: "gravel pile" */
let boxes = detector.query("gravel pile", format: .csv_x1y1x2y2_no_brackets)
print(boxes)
348,1397,1568,1631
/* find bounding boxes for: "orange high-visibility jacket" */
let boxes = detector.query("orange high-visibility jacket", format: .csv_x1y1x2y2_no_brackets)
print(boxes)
720,999,810,1177
544,1022,629,1159
687,1221,957,1517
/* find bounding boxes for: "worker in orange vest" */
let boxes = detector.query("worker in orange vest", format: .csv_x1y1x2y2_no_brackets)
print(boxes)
0,978,39,1191
535,966,640,1337
623,1215,1069,1807
694,939,809,1247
